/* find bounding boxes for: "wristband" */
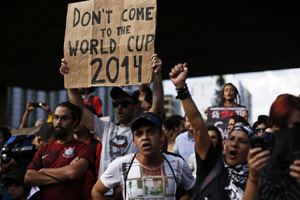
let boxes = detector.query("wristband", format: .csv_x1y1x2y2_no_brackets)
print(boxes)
175,84,191,100
248,176,259,185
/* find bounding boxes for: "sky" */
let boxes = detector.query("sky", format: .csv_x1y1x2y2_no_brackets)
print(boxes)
163,67,300,125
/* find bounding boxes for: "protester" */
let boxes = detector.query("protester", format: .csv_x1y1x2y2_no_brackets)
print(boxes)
3,169,29,200
74,122,101,200
24,101,94,200
91,112,195,199
243,94,300,199
0,122,55,200
132,84,153,116
188,125,223,178
252,115,268,137
20,101,53,129
60,54,164,196
173,116,195,161
168,114,186,139
162,119,175,152
169,63,256,199
79,88,103,118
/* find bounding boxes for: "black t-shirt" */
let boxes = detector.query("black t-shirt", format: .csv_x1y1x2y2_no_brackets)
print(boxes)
193,144,229,200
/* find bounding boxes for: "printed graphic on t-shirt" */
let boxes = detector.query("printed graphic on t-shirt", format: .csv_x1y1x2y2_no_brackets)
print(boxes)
123,162,177,200
109,135,128,159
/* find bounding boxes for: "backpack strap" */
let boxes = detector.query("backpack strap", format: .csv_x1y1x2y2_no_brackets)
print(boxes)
200,156,224,192
124,153,136,199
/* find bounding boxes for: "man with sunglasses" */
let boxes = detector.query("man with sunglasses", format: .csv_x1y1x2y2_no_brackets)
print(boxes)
24,101,94,200
60,54,164,195
92,112,195,200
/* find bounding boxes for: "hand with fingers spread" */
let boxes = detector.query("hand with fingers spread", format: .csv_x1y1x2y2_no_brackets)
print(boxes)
169,63,188,89
290,159,300,183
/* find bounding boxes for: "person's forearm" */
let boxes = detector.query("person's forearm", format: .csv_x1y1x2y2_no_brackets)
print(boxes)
20,110,30,128
68,89,85,108
180,92,211,160
68,88,95,131
25,169,61,186
39,158,89,181
150,72,164,118
242,177,261,200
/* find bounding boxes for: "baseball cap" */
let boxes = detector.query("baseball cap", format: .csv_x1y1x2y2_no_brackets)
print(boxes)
3,168,26,185
131,112,162,132
110,87,138,104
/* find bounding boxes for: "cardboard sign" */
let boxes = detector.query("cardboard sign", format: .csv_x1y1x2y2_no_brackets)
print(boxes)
207,106,246,140
63,0,157,88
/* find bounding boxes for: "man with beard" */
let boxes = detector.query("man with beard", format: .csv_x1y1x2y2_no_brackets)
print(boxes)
60,54,164,196
24,101,94,200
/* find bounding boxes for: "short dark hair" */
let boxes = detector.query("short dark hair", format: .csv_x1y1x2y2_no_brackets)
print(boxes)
55,101,83,127
36,122,55,143
168,114,184,128
0,126,12,143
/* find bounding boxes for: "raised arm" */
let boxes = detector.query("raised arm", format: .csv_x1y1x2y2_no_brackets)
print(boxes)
169,63,211,160
60,59,95,131
149,54,164,118
20,101,35,128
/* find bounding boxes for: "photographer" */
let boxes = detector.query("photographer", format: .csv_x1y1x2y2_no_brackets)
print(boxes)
20,101,53,129
0,122,55,200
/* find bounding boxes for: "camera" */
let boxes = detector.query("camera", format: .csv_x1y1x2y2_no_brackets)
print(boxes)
1,144,37,164
32,102,43,107
250,136,265,150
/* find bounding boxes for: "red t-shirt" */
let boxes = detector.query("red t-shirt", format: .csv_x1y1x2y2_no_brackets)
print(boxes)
84,95,102,117
83,139,102,200
27,139,94,200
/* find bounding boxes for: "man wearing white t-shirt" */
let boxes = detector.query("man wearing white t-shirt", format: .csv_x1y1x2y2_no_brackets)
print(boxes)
92,112,195,200
60,54,164,183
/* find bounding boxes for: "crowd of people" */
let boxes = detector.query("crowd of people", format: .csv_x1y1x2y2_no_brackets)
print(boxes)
0,55,300,200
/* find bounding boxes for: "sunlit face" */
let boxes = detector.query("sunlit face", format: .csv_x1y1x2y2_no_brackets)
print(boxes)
133,125,162,158
208,130,219,148
223,85,236,101
228,118,235,133
115,94,137,126
225,130,251,166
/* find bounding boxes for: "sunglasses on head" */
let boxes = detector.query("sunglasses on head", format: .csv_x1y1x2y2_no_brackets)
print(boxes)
112,101,134,108
255,127,267,132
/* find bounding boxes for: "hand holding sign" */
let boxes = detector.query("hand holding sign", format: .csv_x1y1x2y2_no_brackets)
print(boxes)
63,0,157,88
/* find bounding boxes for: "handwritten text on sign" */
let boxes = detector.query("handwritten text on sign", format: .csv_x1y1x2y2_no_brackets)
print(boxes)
64,0,157,88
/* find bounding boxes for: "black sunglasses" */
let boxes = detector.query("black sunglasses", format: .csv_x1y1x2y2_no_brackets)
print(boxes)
112,101,134,108
255,127,267,132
